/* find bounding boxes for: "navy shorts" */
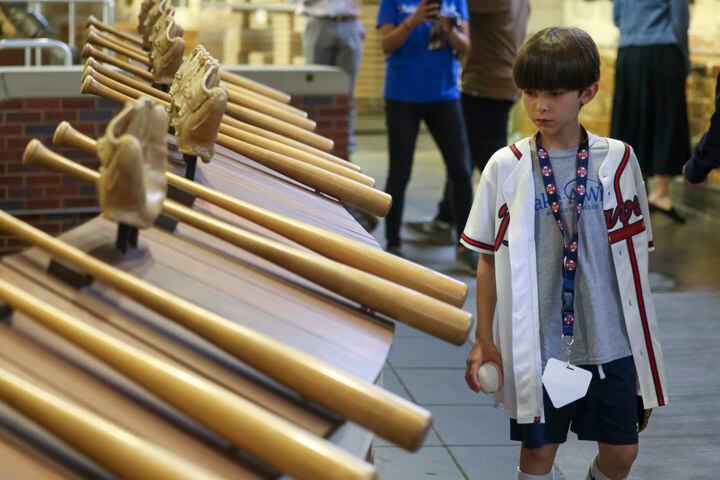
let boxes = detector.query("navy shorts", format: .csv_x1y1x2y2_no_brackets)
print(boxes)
510,356,639,448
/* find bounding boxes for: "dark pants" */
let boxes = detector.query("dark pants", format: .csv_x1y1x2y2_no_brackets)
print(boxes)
610,44,690,176
304,17,364,153
436,94,515,224
511,356,639,448
384,99,472,247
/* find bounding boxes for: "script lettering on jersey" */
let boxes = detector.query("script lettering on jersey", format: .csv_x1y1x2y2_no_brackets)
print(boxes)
495,203,510,248
498,203,508,220
604,195,641,229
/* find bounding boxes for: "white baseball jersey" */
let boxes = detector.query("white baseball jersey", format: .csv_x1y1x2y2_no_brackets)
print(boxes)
460,132,668,423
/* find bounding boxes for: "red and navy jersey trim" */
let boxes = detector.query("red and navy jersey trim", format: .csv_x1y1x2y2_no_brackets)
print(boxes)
614,143,666,406
509,143,522,160
608,219,645,244
460,233,495,251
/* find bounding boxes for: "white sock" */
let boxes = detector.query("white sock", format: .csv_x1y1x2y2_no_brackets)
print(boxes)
586,456,626,480
517,466,554,480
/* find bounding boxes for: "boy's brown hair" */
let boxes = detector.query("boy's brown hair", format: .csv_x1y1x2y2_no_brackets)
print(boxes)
513,27,600,92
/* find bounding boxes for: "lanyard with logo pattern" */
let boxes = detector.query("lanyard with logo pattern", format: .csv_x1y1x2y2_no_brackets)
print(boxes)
535,129,590,359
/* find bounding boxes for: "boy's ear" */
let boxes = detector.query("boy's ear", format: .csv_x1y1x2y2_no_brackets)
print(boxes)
579,82,599,106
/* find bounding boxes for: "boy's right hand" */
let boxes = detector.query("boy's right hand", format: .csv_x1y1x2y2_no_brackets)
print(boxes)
465,338,503,393
406,0,440,29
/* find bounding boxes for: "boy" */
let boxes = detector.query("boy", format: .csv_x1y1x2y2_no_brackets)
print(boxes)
461,27,668,480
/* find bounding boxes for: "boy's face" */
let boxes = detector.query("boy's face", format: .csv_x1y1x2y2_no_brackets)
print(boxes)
521,83,599,139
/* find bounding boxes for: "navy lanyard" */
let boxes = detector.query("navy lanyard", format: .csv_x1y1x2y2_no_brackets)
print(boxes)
535,131,590,342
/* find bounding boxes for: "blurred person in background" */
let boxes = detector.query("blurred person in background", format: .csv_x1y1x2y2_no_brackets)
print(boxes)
611,0,690,223
377,0,477,272
405,0,530,246
684,70,720,188
299,0,382,232
298,0,364,154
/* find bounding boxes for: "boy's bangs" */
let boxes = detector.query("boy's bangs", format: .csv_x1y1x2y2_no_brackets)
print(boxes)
514,53,589,92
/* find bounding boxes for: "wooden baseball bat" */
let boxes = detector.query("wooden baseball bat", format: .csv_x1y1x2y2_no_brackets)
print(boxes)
225,82,309,119
0,279,375,480
80,75,390,216
86,30,317,131
81,44,356,168
218,122,374,186
219,69,291,104
88,21,308,118
85,26,290,105
0,198,433,452
83,38,331,149
54,122,468,307
226,115,360,171
222,101,330,148
86,27,301,121
82,43,154,81
213,130,382,212
84,57,366,178
83,62,372,185
224,90,317,131
84,64,366,183
87,25,146,56
0,362,225,479
86,29,150,64
25,140,470,343
89,29,311,122
85,58,163,99
87,14,143,47
85,17,299,111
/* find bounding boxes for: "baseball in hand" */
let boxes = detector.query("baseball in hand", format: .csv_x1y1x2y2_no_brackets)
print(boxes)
476,362,503,394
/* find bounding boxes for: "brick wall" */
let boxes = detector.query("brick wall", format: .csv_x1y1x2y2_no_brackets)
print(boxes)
0,93,350,256
291,94,351,160
0,96,121,256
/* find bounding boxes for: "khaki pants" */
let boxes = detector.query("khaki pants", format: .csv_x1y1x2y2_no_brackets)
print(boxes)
303,16,364,153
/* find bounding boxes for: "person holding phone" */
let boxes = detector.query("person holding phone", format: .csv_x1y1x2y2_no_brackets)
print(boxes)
376,0,477,272
405,0,530,249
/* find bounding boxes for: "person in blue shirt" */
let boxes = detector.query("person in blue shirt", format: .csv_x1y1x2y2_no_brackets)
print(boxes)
610,0,690,223
377,0,476,272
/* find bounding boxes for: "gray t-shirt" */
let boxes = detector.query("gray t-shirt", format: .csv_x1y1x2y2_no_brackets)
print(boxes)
532,138,631,368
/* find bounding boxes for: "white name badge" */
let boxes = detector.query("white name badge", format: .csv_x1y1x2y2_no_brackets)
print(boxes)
542,358,592,409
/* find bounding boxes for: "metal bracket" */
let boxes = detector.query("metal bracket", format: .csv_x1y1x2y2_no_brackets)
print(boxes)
0,300,12,326
47,259,94,288
154,213,178,233
115,222,139,253
183,154,198,181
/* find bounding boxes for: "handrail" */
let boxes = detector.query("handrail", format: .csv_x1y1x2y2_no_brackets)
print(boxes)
0,38,72,66
0,0,115,48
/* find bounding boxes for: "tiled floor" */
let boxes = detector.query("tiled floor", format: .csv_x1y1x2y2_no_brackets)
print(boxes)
353,115,720,479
